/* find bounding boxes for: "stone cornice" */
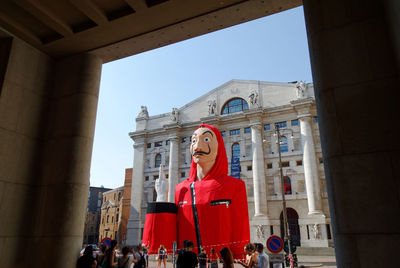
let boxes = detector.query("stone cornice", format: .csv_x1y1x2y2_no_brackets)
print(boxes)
130,99,317,138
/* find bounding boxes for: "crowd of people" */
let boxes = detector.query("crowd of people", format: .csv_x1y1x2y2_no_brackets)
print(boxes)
175,240,271,268
77,241,147,268
78,241,277,268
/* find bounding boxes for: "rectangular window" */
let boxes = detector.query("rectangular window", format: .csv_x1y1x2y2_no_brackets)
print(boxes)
326,224,332,239
221,131,226,137
291,119,299,126
267,163,273,169
264,124,270,131
275,121,287,128
270,225,274,235
112,216,114,223
230,129,240,136
145,176,149,181
247,165,252,171
319,158,323,164
181,137,187,143
296,160,303,166
154,141,162,147
281,161,290,167
314,116,318,123
147,143,151,148
244,127,251,134
116,214,119,222
107,215,109,223
166,140,170,146
153,175,159,180
307,225,310,240
181,172,185,177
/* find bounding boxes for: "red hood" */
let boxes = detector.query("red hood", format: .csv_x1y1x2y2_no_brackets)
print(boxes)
188,124,228,182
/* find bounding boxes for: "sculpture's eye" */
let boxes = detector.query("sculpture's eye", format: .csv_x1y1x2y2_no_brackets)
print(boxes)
204,137,210,142
192,138,196,144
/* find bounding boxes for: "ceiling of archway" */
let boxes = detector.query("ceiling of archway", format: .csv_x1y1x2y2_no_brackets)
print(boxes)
0,0,300,62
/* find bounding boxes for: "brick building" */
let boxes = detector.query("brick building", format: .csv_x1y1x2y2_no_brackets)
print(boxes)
83,186,111,245
99,168,132,245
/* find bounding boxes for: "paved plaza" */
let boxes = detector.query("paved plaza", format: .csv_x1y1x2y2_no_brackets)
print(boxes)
146,255,337,268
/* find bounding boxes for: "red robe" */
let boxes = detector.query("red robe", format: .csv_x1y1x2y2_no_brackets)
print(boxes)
175,124,250,258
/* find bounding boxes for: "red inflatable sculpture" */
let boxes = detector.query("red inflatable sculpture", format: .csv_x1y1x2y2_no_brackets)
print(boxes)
142,124,250,258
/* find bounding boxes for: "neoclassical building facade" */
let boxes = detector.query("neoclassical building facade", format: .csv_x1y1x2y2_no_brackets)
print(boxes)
127,79,332,249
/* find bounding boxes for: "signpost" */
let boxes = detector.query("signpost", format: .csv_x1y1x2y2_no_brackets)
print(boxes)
100,237,111,247
267,235,284,254
172,241,177,268
267,236,285,268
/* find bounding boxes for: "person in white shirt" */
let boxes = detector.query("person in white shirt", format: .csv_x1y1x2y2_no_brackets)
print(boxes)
255,243,270,268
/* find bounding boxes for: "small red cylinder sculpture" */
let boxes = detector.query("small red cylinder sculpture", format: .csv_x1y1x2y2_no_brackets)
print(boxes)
142,202,177,254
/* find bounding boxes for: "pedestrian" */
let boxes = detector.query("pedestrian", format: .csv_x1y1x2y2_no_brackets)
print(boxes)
134,245,146,268
77,245,97,268
143,245,149,268
237,243,258,268
102,240,118,268
176,240,188,268
97,244,107,268
198,248,208,268
209,248,219,268
254,243,269,268
118,246,135,268
157,244,168,268
177,240,198,268
219,247,234,268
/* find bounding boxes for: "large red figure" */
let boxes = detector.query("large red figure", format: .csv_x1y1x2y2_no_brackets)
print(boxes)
143,124,250,258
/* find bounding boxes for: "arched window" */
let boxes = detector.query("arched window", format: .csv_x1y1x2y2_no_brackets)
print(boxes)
284,176,292,195
221,98,249,115
280,208,301,246
155,154,161,168
232,143,240,159
280,136,288,153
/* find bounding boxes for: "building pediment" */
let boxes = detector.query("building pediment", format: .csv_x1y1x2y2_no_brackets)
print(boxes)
101,200,117,210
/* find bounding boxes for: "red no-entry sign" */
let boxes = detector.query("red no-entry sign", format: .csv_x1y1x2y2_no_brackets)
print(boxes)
266,235,284,254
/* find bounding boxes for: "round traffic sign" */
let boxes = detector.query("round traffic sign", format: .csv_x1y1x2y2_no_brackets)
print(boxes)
100,237,111,247
266,235,284,254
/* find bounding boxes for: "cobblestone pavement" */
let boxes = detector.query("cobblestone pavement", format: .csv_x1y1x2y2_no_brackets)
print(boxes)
146,255,337,268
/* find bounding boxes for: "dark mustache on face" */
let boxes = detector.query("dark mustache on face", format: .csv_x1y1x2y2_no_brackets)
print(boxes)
192,144,211,156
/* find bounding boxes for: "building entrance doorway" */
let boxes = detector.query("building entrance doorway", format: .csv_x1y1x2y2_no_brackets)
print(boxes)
280,208,301,246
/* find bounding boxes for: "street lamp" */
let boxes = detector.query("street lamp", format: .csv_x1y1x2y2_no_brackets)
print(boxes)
274,124,292,257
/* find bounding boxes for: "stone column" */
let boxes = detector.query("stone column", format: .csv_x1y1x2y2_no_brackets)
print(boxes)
250,124,267,216
303,0,400,266
126,139,146,245
168,136,180,202
31,53,102,268
299,115,323,215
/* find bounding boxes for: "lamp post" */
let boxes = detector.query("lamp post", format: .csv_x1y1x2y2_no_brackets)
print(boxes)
274,124,291,258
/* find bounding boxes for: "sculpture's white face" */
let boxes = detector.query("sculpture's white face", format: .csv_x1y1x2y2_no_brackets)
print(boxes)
190,127,218,166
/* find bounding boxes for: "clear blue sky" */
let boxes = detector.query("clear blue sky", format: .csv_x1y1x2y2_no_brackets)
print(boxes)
90,6,313,189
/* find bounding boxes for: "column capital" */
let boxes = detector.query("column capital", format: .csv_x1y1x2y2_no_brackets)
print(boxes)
297,113,313,120
133,140,146,149
168,136,180,141
250,123,263,130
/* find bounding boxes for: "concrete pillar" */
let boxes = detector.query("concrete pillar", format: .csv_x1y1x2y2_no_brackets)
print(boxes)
303,0,400,266
31,53,102,268
299,115,323,215
126,139,146,245
250,123,267,216
168,136,180,202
